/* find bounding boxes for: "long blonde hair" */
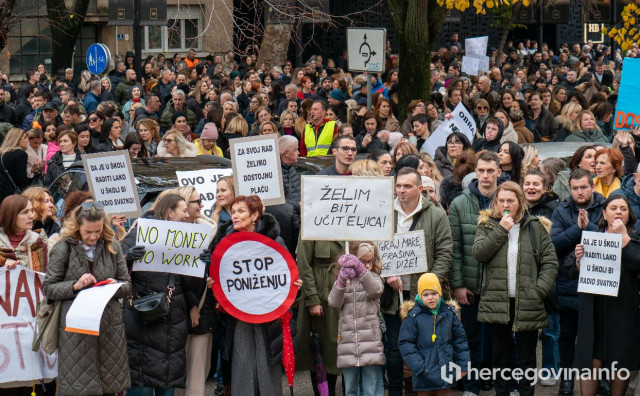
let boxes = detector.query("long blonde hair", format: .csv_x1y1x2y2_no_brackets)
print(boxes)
0,128,25,156
489,181,527,223
22,187,57,223
61,204,116,254
349,159,384,176
420,153,443,184
211,177,235,223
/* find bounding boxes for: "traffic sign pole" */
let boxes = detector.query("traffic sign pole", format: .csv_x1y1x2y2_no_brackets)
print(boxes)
367,77,372,109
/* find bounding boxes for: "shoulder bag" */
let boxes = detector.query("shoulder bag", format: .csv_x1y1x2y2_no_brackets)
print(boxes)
1,154,22,194
129,274,175,324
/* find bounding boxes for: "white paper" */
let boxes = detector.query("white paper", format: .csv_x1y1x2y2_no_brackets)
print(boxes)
65,283,123,335
421,102,476,157
378,231,429,277
577,231,622,297
132,218,213,277
176,168,234,217
301,176,394,241
230,135,285,206
461,56,480,75
465,36,488,58
0,267,58,383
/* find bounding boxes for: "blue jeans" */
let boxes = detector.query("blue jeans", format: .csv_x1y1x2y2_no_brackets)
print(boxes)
342,366,384,396
126,387,175,396
461,296,484,395
541,313,560,371
382,312,403,396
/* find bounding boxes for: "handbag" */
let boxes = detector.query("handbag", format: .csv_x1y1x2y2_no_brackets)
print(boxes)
529,222,558,315
32,297,61,354
1,155,21,194
130,275,175,324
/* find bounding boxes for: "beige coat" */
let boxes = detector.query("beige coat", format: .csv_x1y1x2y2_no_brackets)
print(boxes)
328,271,386,368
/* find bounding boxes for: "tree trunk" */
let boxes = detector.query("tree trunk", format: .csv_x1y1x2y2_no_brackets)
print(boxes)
46,0,91,73
496,2,523,58
0,0,18,52
257,23,293,68
387,0,446,121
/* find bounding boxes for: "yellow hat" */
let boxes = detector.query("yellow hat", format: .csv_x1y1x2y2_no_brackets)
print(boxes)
417,273,441,297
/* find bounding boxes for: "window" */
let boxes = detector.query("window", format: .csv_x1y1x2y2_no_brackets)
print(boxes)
143,7,202,53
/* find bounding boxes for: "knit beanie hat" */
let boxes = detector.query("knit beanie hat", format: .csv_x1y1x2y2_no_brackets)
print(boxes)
201,122,218,140
417,273,442,297
329,89,345,102
421,176,436,191
387,132,404,149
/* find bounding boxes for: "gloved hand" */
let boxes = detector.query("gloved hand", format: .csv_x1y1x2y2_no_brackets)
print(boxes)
338,254,358,269
336,271,348,288
126,245,146,263
199,249,212,266
354,259,368,277
340,266,356,280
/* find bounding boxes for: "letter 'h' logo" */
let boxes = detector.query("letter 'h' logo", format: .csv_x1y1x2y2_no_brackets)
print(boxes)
441,362,461,384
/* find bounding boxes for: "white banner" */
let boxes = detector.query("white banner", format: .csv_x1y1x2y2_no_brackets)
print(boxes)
422,102,476,157
82,151,141,218
461,56,480,75
176,169,234,217
301,176,394,241
0,267,57,384
378,231,428,277
465,36,488,57
65,283,124,336
230,135,285,206
132,218,213,277
577,231,622,297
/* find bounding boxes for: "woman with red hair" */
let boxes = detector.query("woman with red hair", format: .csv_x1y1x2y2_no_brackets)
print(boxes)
297,76,316,100
593,148,625,198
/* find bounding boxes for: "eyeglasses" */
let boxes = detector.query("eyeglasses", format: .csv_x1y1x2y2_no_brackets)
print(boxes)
476,106,488,110
339,146,357,153
447,140,462,146
163,138,175,144
189,199,202,205
415,103,426,108
88,117,99,123
80,201,104,211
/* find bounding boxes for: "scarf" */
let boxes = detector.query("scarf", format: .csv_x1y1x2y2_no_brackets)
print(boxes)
593,176,621,199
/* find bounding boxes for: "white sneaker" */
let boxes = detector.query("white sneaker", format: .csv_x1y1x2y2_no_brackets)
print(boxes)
463,392,479,396
540,378,557,386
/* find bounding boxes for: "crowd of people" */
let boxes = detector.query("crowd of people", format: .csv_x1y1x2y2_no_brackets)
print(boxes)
0,35,640,396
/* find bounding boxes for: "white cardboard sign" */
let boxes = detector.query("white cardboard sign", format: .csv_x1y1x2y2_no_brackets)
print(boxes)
176,168,234,217
378,231,428,277
132,218,213,277
230,134,285,206
461,56,480,75
65,283,124,335
577,231,622,297
82,151,141,218
301,176,394,241
0,267,57,384
464,37,490,73
421,102,476,156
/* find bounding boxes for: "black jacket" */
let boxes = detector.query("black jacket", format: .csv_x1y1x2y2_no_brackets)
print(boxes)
0,150,30,203
528,192,559,219
355,130,390,154
439,176,464,212
281,162,300,210
33,218,61,238
45,150,82,186
0,103,16,126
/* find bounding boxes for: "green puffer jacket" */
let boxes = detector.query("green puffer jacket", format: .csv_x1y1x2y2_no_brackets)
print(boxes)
472,211,558,332
448,187,487,294
383,197,453,315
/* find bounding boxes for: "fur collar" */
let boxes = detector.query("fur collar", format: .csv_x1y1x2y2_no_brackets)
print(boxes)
477,209,552,234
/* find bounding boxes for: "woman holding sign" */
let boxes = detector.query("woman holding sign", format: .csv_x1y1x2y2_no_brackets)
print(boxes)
208,195,302,396
473,182,558,396
43,201,132,395
567,195,640,396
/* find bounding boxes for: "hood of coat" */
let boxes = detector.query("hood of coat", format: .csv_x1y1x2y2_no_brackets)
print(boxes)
156,139,198,158
399,299,461,320
439,176,463,206
477,209,552,234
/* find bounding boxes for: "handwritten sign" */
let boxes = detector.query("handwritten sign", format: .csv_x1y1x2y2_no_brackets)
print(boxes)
461,56,480,75
176,169,234,217
577,231,622,297
0,267,57,384
230,134,285,206
378,231,428,277
82,151,141,218
211,232,298,323
421,102,476,156
301,176,394,241
65,283,124,336
465,36,488,57
132,218,213,277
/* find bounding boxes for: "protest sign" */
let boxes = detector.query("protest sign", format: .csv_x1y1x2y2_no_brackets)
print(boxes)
230,134,285,206
65,283,124,335
0,267,57,384
421,102,476,156
461,56,480,75
82,151,141,218
301,176,394,241
465,36,488,57
378,231,428,277
577,231,622,297
176,168,234,217
614,58,640,130
132,218,213,277
211,232,298,323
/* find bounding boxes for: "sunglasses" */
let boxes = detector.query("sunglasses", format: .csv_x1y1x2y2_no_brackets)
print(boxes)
80,201,104,211
163,138,175,143
88,117,99,122
189,199,202,205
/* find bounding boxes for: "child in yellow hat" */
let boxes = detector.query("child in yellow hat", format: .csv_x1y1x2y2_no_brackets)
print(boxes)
398,273,470,395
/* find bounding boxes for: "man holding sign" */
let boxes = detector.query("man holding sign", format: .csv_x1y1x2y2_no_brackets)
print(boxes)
567,195,640,392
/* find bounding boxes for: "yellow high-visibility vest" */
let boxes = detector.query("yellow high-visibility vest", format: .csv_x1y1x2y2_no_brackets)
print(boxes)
304,120,336,156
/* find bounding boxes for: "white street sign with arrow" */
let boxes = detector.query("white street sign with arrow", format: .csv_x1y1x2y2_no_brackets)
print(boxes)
347,28,386,73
